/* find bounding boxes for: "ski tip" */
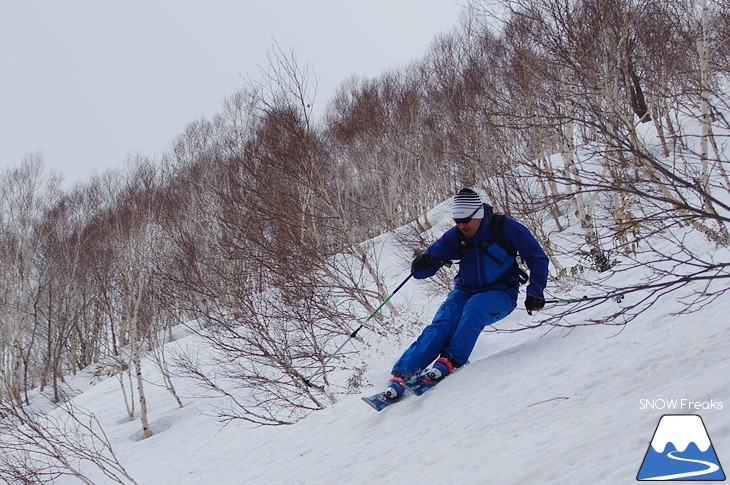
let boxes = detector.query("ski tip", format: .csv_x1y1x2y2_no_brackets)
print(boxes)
362,391,404,411
361,395,386,412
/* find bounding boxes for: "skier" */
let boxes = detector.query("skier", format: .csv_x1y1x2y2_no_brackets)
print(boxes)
384,188,549,399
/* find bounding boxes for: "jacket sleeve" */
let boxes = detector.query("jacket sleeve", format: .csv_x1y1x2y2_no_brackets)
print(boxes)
502,218,549,297
411,228,462,279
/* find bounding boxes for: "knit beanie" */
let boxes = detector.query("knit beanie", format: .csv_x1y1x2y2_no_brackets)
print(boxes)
452,188,485,219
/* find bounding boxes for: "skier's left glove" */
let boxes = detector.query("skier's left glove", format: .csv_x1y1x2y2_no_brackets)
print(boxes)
525,294,545,313
411,253,433,273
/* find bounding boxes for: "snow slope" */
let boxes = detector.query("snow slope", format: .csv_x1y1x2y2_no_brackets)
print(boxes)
38,219,730,485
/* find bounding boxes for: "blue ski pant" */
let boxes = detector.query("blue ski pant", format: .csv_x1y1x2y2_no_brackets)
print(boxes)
392,289,516,379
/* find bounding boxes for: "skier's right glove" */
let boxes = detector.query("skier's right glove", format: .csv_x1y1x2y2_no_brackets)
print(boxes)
411,253,433,273
525,294,545,312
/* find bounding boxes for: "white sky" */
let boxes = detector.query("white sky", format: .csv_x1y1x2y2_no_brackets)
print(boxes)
1,0,465,187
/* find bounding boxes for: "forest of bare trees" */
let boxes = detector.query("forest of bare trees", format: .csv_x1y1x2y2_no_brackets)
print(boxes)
1,3,728,472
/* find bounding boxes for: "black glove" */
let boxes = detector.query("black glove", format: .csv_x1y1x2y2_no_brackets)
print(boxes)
525,294,545,312
411,253,433,273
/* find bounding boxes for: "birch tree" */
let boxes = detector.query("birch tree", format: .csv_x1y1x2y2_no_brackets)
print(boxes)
0,154,61,404
89,160,166,438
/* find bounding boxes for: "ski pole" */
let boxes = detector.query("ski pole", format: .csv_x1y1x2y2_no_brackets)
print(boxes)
303,258,454,387
528,295,589,315
529,294,624,315
544,294,625,304
302,272,413,387
343,272,413,342
544,295,588,304
337,257,452,343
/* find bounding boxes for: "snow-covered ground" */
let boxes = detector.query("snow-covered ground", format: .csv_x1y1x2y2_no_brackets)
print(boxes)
31,205,729,485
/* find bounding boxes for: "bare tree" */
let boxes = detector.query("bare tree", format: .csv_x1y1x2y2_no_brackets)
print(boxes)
0,154,63,405
471,0,730,325
0,399,138,484
84,159,170,439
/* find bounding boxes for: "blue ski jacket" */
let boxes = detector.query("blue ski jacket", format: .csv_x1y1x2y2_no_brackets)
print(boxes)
412,214,549,302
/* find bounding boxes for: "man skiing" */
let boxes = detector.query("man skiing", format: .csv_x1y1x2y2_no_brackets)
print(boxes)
383,188,549,399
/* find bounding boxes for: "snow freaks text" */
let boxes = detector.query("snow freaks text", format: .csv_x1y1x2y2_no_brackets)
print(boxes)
639,398,724,411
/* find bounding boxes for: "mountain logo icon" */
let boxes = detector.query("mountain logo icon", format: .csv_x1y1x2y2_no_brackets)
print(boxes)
637,414,725,481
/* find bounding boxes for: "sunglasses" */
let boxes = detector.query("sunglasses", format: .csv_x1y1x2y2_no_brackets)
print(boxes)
453,206,481,225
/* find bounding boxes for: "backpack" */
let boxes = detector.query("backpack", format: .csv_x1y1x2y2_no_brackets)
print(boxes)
457,210,529,286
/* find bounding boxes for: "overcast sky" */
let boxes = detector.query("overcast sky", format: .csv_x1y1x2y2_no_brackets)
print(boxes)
1,1,465,187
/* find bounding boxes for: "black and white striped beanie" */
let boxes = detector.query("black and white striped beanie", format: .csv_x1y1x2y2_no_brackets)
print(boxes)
452,188,485,219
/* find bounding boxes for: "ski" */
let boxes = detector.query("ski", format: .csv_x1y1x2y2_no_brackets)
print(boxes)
362,366,461,411
361,391,404,412
404,364,465,396
403,373,444,396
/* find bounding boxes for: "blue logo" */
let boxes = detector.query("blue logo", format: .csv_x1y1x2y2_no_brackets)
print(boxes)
637,414,725,481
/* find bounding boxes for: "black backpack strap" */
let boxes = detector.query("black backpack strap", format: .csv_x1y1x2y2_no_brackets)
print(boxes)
491,214,529,285
491,214,514,256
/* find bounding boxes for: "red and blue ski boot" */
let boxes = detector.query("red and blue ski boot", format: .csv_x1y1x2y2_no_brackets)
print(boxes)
404,357,454,396
361,377,406,412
